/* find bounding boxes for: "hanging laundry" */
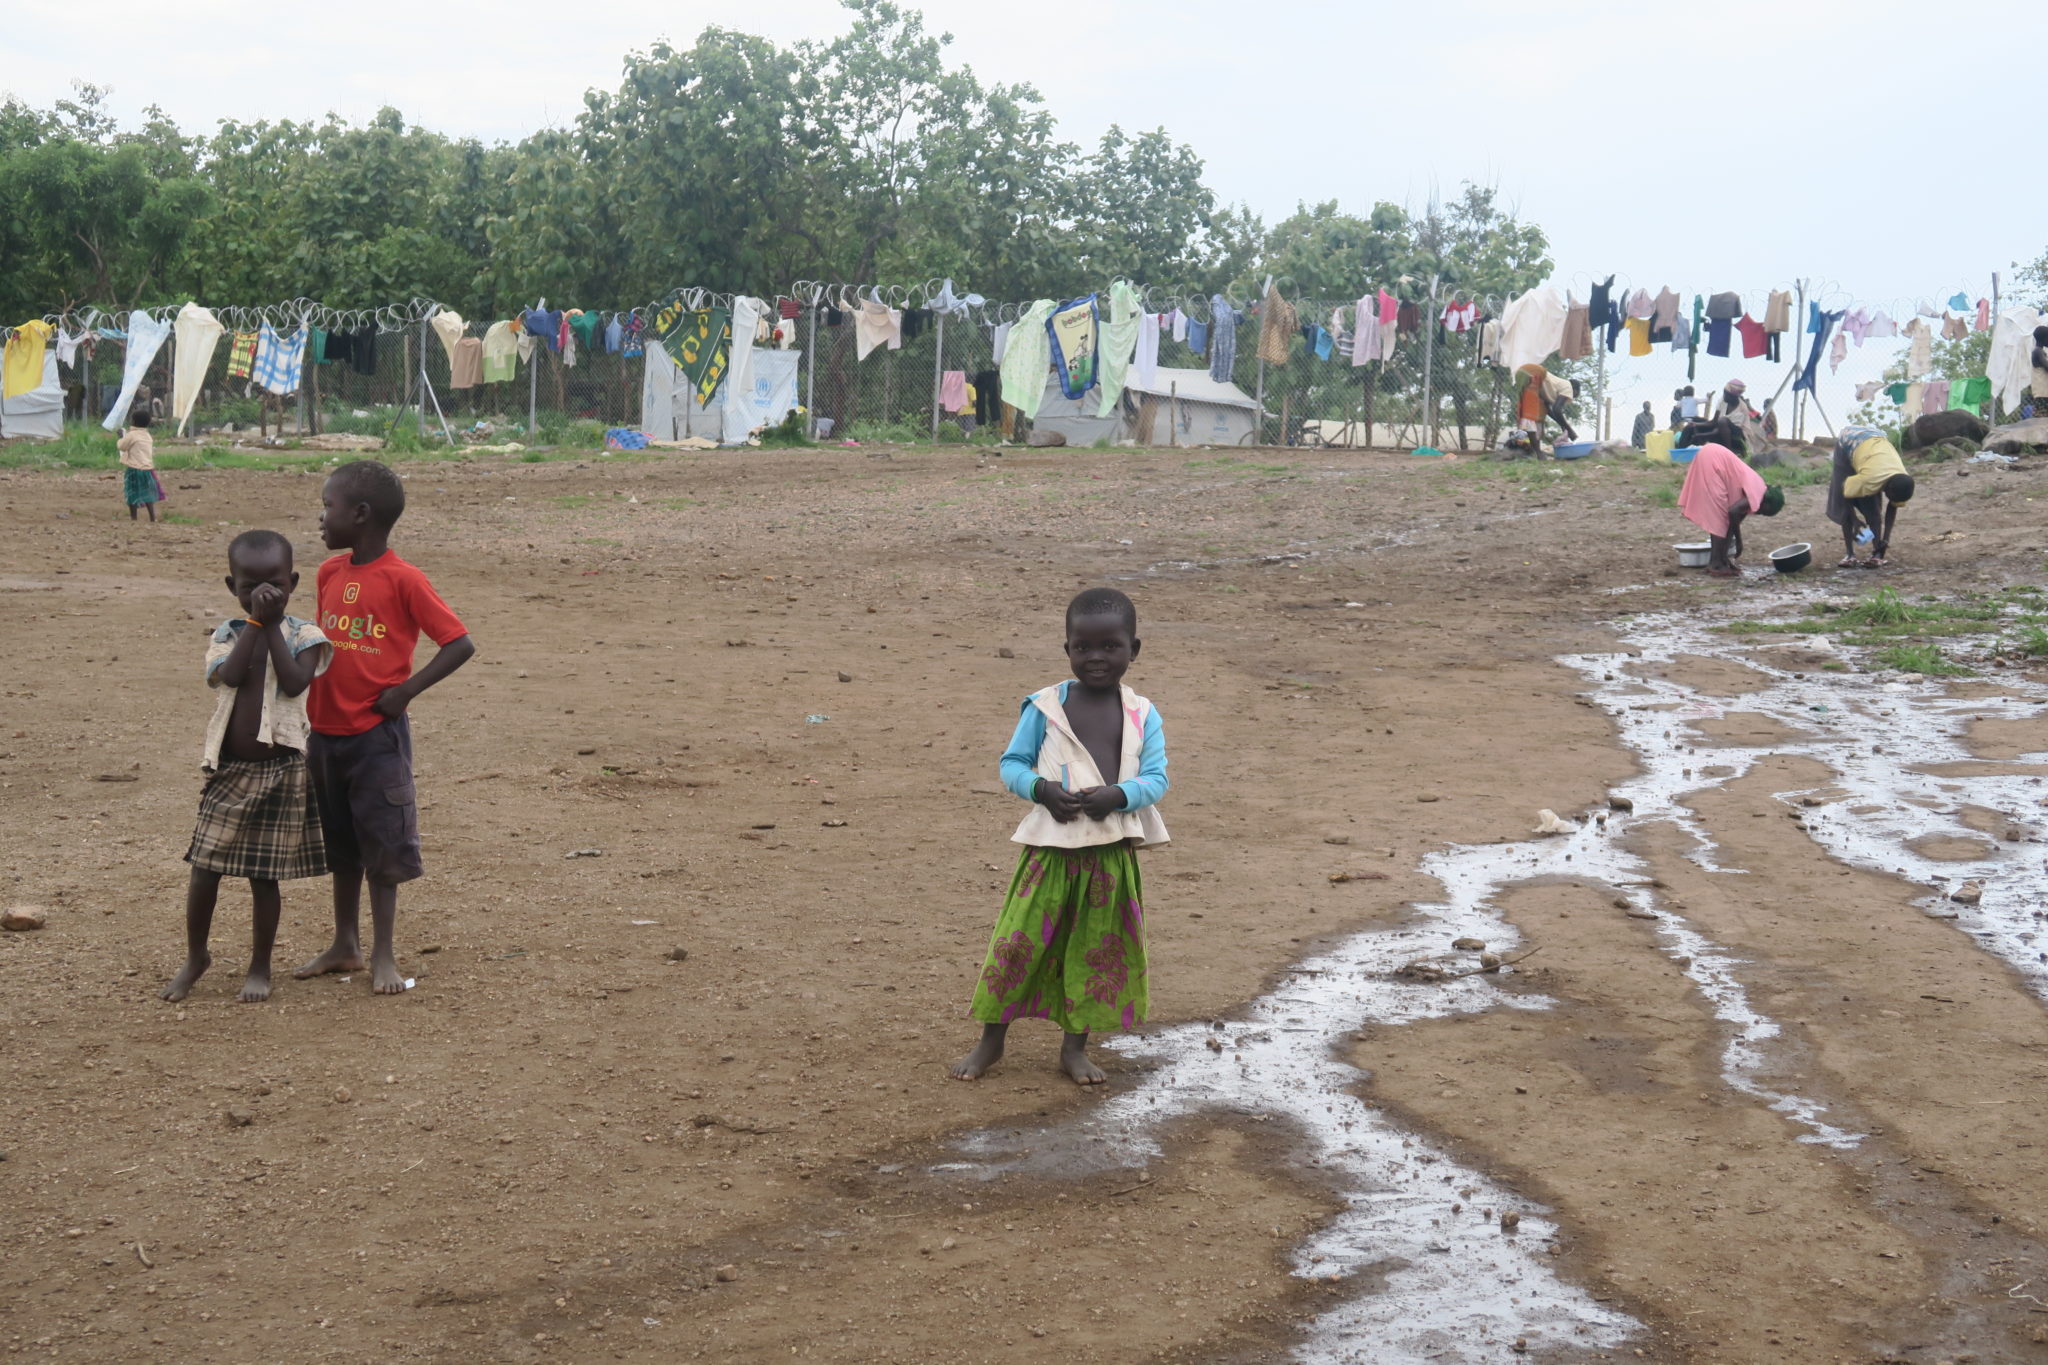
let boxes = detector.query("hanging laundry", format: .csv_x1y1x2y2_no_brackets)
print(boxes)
623,311,645,358
55,326,87,368
1257,285,1297,365
1626,317,1651,356
1560,301,1593,359
481,322,519,383
1922,380,1951,413
1585,274,1615,330
430,310,467,365
1942,312,1969,341
1496,287,1567,373
1376,289,1398,326
1829,331,1847,372
972,370,1002,425
1705,317,1733,358
650,295,733,401
561,327,578,369
900,309,929,343
1855,382,1882,401
1350,301,1378,368
1187,319,1209,357
1948,291,1970,311
1627,289,1654,319
991,322,1012,366
604,316,625,354
1794,310,1841,394
1842,309,1869,345
251,324,306,397
1903,318,1933,377
3,319,53,399
1604,302,1625,353
1736,315,1768,359
1950,376,1990,410
1134,311,1160,390
521,308,561,351
1208,295,1238,384
1705,292,1741,321
854,299,899,361
1865,312,1898,338
1095,283,1141,416
1763,290,1792,333
1046,295,1102,400
1904,381,1926,412
940,371,969,414
1394,302,1420,334
226,331,258,381
1976,298,1992,332
1169,309,1188,343
1477,319,1503,367
1653,288,1680,332
1807,301,1822,334
450,338,483,390
569,310,599,353
1690,296,1704,381
1441,300,1476,333
1988,306,2046,411
308,327,329,365
171,303,225,434
1671,315,1691,352
998,300,1056,419
1312,327,1333,361
1915,300,1940,318
930,280,984,316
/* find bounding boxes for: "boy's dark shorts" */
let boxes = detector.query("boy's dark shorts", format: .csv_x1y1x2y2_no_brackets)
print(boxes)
307,715,423,884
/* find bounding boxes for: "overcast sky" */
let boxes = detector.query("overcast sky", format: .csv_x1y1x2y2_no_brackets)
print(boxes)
6,0,2041,317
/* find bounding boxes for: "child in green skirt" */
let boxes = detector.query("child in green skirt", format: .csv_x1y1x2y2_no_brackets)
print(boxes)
119,408,162,522
950,587,1169,1087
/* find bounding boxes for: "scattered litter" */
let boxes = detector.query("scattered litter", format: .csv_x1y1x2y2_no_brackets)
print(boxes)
1532,809,1577,836
564,848,604,859
1328,870,1389,883
804,714,831,724
629,919,659,926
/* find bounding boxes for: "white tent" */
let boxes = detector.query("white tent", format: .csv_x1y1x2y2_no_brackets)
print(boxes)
1031,367,1258,447
642,346,801,443
0,353,63,440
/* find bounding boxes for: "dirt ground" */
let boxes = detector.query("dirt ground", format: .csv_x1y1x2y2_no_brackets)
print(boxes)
6,441,2048,1363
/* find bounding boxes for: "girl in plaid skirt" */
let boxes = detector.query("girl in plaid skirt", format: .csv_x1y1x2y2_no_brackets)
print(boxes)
162,531,333,1003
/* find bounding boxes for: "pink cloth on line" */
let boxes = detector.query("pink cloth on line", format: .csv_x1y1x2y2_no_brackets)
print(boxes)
1922,379,1950,414
1378,289,1398,326
1678,443,1766,540
940,370,969,413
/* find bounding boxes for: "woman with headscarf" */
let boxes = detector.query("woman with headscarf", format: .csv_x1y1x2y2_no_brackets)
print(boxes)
1515,363,1577,447
1678,442,1783,578
1827,426,1915,568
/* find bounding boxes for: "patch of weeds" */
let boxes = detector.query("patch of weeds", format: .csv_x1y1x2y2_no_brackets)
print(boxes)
1647,482,1678,509
1714,618,1804,635
161,511,204,525
2011,623,2048,658
554,495,593,509
1833,587,1919,630
520,450,551,463
1871,642,1971,676
758,410,813,448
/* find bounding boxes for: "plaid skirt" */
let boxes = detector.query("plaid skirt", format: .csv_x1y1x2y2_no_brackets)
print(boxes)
123,467,162,506
186,752,328,881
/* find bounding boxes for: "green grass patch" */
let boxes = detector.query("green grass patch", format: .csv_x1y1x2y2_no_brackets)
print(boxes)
1647,482,1678,508
2011,623,2048,658
553,495,594,509
1714,618,1805,635
1871,642,1971,676
161,511,205,525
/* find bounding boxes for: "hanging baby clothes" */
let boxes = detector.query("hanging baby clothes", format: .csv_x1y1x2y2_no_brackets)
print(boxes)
1654,288,1680,332
1627,289,1655,319
1942,312,1969,341
1047,295,1101,401
481,322,519,382
1951,376,1990,410
1170,309,1187,343
1626,317,1651,356
1763,290,1792,333
1376,290,1398,326
855,299,900,361
1208,295,1237,384
1560,301,1593,359
1855,382,1882,401
940,371,970,413
1736,315,1767,360
623,311,644,358
251,324,306,397
450,338,483,389
1922,380,1951,414
1133,310,1160,390
1949,292,1970,311
605,316,625,354
1587,275,1615,330
55,326,86,368
1441,300,1476,332
1095,282,1140,416
1312,328,1332,361
172,302,225,434
1829,330,1848,372
226,331,258,381
997,300,1056,419
1865,312,1898,339
1976,298,1992,332
1257,285,1297,365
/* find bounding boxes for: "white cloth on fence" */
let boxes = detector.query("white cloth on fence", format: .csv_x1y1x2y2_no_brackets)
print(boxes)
998,300,1056,420
856,299,900,361
56,329,85,367
1351,300,1379,368
722,296,765,443
641,344,677,439
1095,281,1142,417
173,301,225,434
252,324,306,396
1133,311,1160,391
100,310,173,432
991,322,1011,365
1988,306,2045,412
1170,309,1187,343
1497,287,1567,374
429,310,466,365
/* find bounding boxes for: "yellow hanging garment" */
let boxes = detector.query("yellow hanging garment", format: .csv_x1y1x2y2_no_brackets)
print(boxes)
3,320,54,399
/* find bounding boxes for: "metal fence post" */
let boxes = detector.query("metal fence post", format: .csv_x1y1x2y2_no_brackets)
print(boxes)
1790,279,1807,441
930,312,946,440
1420,273,1438,448
805,303,817,438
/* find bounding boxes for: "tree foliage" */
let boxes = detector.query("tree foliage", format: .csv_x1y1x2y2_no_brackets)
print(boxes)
0,2,1552,321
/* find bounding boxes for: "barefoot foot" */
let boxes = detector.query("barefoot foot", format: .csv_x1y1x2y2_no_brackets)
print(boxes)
370,955,408,995
237,966,272,1003
293,943,363,979
949,1035,1005,1080
160,952,212,1002
1060,1037,1106,1086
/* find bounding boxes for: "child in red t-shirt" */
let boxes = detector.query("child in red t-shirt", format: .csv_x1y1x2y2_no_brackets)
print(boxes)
296,461,476,995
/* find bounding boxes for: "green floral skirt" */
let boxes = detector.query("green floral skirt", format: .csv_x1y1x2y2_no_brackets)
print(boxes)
123,467,161,506
970,842,1148,1034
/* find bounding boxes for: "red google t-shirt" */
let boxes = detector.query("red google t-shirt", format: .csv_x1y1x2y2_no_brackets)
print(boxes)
308,551,468,736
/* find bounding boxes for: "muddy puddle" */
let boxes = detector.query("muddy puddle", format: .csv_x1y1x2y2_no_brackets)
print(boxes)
940,588,2048,1363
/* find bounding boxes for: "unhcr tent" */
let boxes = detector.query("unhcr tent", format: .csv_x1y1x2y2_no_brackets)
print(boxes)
642,347,800,444
1032,367,1258,447
0,353,63,441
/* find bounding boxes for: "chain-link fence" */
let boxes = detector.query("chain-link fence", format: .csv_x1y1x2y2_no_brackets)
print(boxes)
36,286,2032,451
